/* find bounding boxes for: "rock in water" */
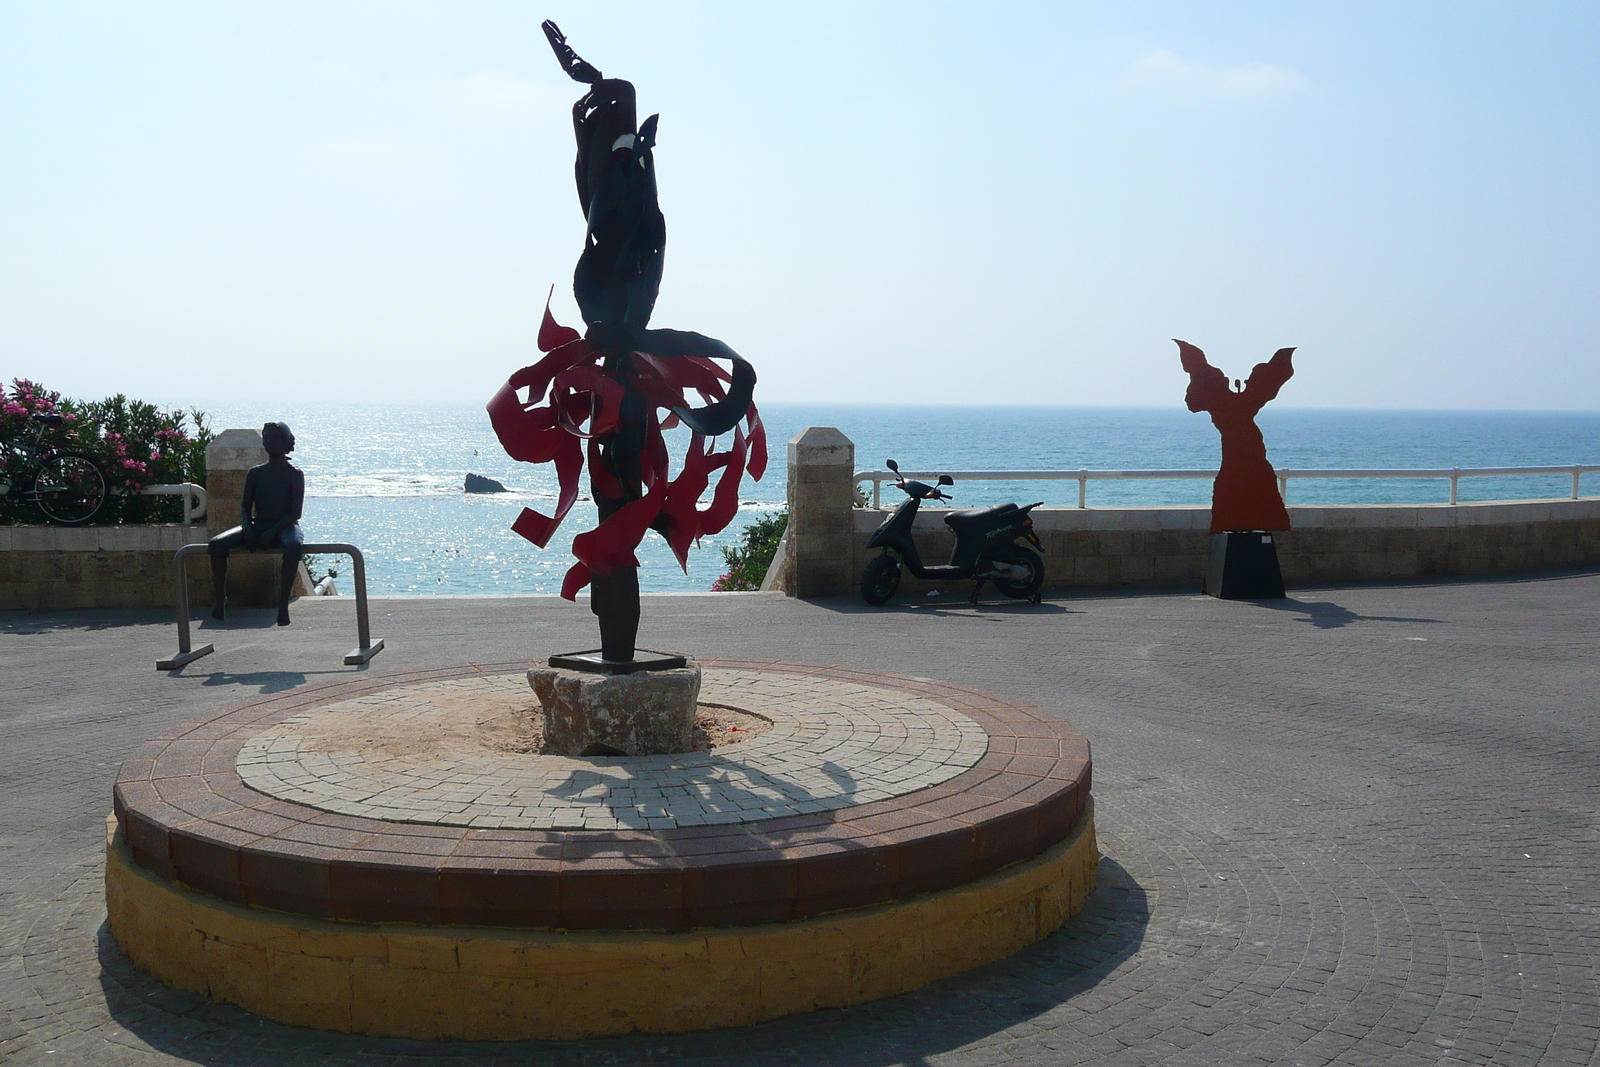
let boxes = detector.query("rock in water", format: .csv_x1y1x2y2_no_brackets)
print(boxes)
464,472,508,494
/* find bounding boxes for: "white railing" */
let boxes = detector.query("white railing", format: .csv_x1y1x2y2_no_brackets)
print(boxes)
855,465,1600,510
139,482,208,524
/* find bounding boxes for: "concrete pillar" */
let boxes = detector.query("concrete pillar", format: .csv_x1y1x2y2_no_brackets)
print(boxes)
205,428,280,607
785,427,856,598
206,429,267,536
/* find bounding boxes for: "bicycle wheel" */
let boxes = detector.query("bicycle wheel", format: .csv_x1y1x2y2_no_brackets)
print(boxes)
34,452,108,525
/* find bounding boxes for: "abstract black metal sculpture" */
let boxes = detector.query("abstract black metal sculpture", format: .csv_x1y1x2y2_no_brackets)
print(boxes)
487,22,764,665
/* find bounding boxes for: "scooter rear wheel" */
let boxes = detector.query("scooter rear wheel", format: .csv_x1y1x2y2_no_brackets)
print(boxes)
990,545,1044,602
860,554,901,605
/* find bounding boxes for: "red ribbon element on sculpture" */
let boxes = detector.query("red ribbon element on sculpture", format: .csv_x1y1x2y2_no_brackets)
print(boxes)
488,303,766,601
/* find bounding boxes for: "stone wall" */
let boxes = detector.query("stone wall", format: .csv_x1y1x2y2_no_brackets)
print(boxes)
777,426,1600,597
1,427,311,611
1278,500,1600,583
0,525,210,609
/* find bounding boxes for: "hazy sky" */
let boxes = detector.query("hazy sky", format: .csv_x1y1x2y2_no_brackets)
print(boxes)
3,2,1598,410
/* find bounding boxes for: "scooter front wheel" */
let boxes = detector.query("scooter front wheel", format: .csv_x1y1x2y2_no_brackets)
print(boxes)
860,554,902,605
990,545,1044,602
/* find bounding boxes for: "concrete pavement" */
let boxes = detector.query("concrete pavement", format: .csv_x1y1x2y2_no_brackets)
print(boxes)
2,574,1597,1065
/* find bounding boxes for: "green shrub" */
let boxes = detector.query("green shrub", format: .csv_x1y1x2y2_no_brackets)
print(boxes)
710,511,787,591
302,554,339,585
1,378,213,525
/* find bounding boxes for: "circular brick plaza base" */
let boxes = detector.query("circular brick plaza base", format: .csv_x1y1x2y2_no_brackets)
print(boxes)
106,660,1097,1039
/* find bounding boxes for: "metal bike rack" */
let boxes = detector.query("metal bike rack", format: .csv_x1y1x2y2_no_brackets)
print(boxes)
157,542,384,671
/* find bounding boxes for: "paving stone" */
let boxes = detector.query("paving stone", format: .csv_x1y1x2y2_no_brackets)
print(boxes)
222,669,992,830
4,577,1600,1064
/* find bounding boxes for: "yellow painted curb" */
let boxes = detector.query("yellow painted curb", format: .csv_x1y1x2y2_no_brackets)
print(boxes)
105,802,1097,1040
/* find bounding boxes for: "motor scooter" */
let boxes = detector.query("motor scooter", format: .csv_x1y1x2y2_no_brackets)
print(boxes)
860,459,1045,605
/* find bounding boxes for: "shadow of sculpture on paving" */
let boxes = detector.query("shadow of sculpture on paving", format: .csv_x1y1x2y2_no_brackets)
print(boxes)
542,753,852,831
95,854,1149,1065
1249,597,1443,630
486,21,765,668
812,597,1077,617
187,670,319,694
1178,340,1295,599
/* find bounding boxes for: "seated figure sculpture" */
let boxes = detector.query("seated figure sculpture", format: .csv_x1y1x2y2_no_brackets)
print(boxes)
208,422,305,626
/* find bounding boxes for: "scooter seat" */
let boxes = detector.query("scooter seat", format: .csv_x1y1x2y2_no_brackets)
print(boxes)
943,503,1019,529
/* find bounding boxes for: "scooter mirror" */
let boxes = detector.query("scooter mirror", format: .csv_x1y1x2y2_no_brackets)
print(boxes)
937,474,954,486
885,459,899,473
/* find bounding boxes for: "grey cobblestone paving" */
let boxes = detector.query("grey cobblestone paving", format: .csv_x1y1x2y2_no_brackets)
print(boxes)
234,669,988,829
2,574,1598,1065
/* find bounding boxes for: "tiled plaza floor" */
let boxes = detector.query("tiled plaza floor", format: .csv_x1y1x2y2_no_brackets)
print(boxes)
2,575,1598,1065
237,668,989,830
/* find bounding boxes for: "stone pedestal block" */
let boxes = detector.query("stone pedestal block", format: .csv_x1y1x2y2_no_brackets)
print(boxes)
205,428,268,539
785,426,856,597
529,661,702,756
206,429,276,607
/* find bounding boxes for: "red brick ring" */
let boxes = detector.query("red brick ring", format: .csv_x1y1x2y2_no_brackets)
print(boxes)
113,660,1092,931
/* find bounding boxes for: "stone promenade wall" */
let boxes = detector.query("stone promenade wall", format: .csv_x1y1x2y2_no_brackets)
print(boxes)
0,525,210,609
0,523,317,611
777,426,1600,597
1,427,310,611
847,498,1600,596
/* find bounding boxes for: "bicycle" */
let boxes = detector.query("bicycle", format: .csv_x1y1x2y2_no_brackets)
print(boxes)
0,413,109,525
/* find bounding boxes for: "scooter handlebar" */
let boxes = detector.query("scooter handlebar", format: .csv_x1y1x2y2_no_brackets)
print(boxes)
894,477,954,502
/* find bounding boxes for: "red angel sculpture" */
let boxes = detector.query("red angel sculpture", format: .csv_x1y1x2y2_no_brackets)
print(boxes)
1177,340,1295,533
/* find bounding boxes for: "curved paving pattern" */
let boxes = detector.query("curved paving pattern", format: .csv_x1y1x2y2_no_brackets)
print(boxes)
234,669,990,830
4,577,1600,1065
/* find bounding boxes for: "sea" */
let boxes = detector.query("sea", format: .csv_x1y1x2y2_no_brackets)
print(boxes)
194,403,1600,596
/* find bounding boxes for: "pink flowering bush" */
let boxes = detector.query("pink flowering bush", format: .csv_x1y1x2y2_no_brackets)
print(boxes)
0,379,212,525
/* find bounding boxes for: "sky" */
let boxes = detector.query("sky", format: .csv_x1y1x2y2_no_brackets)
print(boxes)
2,2,1598,411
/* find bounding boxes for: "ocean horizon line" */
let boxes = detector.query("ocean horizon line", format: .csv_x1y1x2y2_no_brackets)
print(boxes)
143,402,1600,597
167,398,1600,418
